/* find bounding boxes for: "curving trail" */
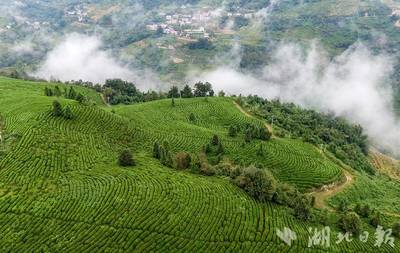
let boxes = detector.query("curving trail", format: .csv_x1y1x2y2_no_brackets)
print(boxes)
311,170,354,210
234,101,357,210
233,101,274,134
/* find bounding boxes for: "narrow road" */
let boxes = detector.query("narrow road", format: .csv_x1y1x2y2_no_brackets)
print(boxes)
235,101,400,218
234,101,356,210
311,170,354,210
233,101,274,134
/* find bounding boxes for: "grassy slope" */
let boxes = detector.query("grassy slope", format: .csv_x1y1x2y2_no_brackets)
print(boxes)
329,152,400,224
0,77,398,252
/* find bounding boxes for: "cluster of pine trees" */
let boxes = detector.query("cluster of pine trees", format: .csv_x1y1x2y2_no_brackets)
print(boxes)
45,86,87,104
228,124,271,142
153,141,175,168
168,82,215,99
52,101,74,120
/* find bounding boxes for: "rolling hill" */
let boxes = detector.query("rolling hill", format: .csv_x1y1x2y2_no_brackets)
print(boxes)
0,76,399,252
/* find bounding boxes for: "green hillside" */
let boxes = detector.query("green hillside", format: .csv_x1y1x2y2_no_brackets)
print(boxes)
0,77,399,252
115,98,342,190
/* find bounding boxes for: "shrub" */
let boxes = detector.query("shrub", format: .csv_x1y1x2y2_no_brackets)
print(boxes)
211,135,220,146
159,146,174,168
293,194,312,221
175,152,191,169
370,212,381,228
67,87,77,99
119,150,135,167
234,166,277,202
317,209,331,226
228,125,237,137
199,152,215,176
216,142,224,155
76,93,86,104
392,223,400,238
337,199,349,213
214,162,235,177
355,204,371,218
256,144,264,156
272,183,296,206
44,87,53,96
338,212,361,235
189,113,196,122
258,127,272,141
52,100,63,117
153,141,160,159
64,106,74,120
244,128,252,142
229,166,243,179
54,86,62,97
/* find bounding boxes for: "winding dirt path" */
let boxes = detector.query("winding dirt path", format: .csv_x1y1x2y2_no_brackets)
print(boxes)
233,101,274,134
311,170,354,210
234,101,356,210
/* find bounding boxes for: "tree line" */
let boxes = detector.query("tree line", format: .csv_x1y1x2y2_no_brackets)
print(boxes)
241,95,374,174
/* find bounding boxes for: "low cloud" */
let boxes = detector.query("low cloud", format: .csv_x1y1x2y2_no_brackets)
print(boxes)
34,33,161,89
255,0,282,23
12,40,34,54
191,42,400,156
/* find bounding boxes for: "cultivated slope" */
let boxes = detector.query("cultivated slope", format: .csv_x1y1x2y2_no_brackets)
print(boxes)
115,98,342,190
0,77,398,252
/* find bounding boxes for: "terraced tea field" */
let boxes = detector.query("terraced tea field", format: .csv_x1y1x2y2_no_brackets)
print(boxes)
115,98,343,190
0,77,398,252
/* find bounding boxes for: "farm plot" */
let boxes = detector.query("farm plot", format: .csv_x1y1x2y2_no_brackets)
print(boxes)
115,97,343,190
0,77,396,252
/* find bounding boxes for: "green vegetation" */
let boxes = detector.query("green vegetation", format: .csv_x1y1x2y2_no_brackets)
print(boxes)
119,149,135,167
103,79,144,105
187,38,215,50
0,76,398,252
242,95,374,174
116,96,343,191
338,212,362,235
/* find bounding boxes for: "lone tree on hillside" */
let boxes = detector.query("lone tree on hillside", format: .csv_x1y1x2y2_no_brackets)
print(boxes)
52,100,63,117
189,113,196,122
393,223,400,238
211,135,220,146
228,125,237,137
54,86,62,97
181,85,193,98
76,93,86,104
64,106,74,120
67,87,77,99
119,149,135,167
168,86,180,98
175,152,192,169
44,87,53,96
153,141,161,159
259,127,272,141
338,212,361,235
